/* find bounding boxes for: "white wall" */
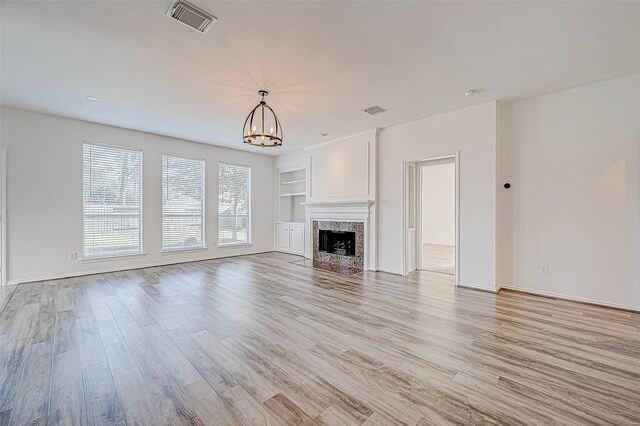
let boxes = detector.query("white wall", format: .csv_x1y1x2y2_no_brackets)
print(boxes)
498,72,640,310
378,102,497,291
421,163,455,246
0,107,275,284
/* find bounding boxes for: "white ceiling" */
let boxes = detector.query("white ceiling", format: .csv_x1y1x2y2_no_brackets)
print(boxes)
2,1,640,155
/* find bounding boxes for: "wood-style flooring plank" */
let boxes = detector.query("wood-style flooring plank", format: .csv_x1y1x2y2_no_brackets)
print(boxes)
9,340,53,425
49,349,86,426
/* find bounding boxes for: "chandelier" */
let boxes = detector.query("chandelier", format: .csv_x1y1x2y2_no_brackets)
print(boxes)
242,90,283,147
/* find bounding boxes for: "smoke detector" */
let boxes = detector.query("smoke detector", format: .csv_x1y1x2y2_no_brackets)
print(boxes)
166,1,217,34
363,105,387,116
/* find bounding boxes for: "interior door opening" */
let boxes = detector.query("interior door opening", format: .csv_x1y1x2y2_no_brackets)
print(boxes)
419,159,455,276
402,153,459,283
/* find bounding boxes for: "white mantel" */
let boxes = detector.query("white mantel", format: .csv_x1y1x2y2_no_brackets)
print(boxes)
307,201,376,270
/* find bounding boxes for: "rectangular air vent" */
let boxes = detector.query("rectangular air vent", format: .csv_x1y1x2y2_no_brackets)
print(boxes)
363,105,387,115
166,1,217,34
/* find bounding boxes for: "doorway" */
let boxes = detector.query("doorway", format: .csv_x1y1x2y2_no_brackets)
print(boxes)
0,148,5,285
418,159,455,275
402,153,459,283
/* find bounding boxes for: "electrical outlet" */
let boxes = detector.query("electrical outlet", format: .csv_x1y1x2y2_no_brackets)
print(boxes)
540,264,548,274
69,251,77,261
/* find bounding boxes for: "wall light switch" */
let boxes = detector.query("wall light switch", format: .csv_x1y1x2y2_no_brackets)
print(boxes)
69,251,78,261
540,264,548,274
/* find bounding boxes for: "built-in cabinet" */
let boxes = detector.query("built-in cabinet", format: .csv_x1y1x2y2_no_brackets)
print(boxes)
276,166,306,255
276,222,305,255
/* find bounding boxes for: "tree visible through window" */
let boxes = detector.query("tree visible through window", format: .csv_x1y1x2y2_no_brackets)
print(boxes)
83,144,143,258
218,163,250,245
162,155,205,250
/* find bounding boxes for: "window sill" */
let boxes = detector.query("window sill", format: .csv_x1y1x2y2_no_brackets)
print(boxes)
217,243,253,249
161,247,208,255
81,252,147,264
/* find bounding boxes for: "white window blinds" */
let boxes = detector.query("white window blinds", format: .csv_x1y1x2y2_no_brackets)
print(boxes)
162,155,205,250
218,163,251,245
83,144,143,258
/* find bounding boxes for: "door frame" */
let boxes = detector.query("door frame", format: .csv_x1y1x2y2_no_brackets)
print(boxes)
1,149,6,286
402,151,460,286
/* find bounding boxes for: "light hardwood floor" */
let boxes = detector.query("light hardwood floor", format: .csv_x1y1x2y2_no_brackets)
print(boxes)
1,252,639,425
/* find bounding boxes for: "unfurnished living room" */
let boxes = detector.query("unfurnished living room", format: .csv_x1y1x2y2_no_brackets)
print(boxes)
0,1,639,425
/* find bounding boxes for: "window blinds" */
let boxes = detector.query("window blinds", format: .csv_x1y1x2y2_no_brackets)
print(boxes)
218,163,251,245
162,155,205,250
83,144,143,258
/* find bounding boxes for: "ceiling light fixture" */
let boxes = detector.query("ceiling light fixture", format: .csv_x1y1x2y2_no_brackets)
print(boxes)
243,90,282,148
87,96,99,101
464,89,478,97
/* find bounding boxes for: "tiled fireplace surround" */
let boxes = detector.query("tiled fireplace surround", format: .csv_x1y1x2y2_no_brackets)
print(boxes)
308,201,374,274
312,220,365,274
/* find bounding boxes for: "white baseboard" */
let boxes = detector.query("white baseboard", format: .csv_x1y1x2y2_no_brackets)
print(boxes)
458,282,500,293
499,285,640,313
6,250,275,285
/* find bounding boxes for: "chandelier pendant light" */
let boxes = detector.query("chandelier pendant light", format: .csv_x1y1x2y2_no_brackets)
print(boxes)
243,90,283,147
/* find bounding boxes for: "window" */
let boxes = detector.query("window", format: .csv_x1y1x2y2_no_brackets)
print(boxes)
218,163,251,246
83,144,143,258
162,155,205,251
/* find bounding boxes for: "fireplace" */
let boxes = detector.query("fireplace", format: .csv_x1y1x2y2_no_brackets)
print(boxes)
312,221,364,274
319,230,356,256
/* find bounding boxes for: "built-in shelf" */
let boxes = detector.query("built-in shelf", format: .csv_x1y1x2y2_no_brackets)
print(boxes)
280,179,306,185
278,166,307,224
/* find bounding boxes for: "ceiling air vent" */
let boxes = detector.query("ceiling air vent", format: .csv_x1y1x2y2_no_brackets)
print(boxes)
166,1,217,34
363,105,387,116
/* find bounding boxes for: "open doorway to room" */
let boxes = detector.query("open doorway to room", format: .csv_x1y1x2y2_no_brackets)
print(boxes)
418,159,455,275
402,153,459,282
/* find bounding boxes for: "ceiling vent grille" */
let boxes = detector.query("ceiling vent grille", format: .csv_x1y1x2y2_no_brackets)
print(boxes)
166,1,217,34
363,105,387,116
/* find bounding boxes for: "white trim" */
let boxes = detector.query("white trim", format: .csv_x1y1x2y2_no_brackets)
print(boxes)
161,246,208,254
454,150,461,286
402,153,460,286
500,285,640,312
8,249,274,285
459,282,499,293
0,149,6,286
217,242,253,249
81,252,147,263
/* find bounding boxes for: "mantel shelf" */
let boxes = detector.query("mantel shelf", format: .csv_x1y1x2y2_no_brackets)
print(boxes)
280,192,306,197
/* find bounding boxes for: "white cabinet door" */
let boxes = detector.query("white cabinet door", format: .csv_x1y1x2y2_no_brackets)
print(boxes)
276,223,290,252
289,224,305,255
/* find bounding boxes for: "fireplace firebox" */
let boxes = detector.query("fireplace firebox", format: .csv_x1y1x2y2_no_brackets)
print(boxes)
319,230,356,256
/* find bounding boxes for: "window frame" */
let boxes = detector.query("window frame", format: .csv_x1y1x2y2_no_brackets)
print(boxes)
81,142,144,261
161,153,206,253
217,161,252,247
